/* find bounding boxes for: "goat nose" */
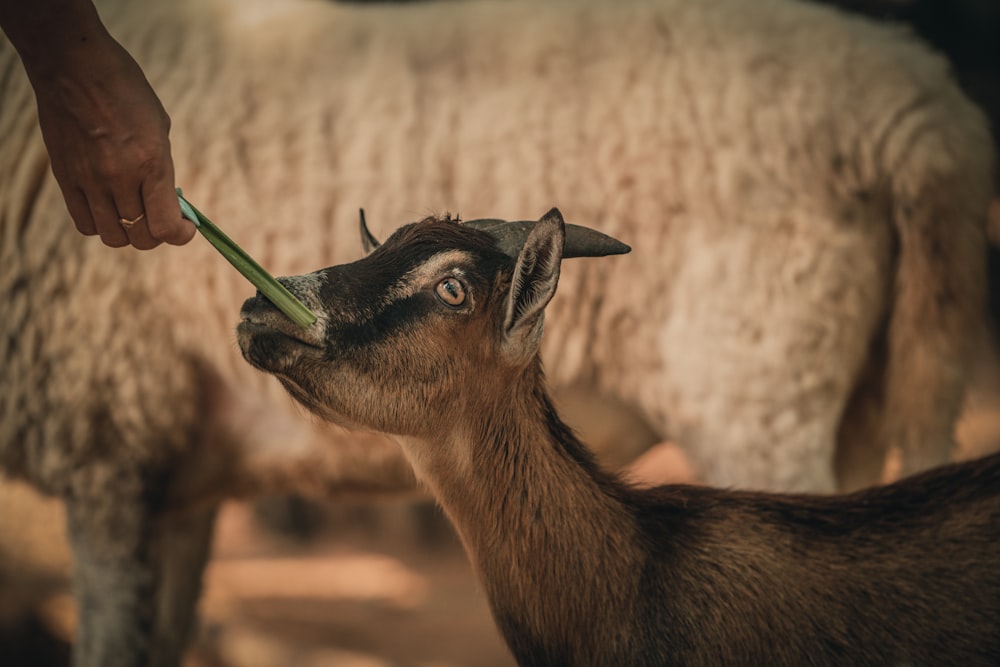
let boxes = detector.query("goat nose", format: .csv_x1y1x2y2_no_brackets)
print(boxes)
240,291,275,318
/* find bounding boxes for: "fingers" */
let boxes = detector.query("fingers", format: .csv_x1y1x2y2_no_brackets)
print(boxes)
111,189,161,251
75,186,157,249
70,175,194,251
85,192,130,248
109,152,194,249
63,186,99,237
142,161,196,246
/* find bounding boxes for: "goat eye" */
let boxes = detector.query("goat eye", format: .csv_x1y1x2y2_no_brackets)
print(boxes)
435,277,466,307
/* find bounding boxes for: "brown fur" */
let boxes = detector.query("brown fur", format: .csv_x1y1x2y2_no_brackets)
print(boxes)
240,214,1000,666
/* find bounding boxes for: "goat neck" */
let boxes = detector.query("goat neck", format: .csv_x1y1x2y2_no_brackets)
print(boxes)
396,356,647,665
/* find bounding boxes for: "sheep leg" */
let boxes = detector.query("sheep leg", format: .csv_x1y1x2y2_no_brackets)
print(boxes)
149,505,218,667
65,474,157,667
834,360,895,490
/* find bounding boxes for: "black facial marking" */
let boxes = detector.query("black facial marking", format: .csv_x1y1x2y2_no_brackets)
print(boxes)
317,217,511,351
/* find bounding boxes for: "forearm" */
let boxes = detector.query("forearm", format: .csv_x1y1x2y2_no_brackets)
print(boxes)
0,0,114,79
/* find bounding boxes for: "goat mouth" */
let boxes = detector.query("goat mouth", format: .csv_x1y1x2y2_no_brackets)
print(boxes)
237,319,324,371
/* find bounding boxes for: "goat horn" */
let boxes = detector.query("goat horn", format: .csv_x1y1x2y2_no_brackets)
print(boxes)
464,208,631,258
359,208,381,253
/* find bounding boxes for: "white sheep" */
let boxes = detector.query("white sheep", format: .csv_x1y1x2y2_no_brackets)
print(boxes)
0,0,993,663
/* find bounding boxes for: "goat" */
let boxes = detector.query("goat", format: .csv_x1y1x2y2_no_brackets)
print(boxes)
2,0,995,662
239,212,1000,666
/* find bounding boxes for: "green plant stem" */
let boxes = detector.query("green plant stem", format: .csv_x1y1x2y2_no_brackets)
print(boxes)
177,189,318,328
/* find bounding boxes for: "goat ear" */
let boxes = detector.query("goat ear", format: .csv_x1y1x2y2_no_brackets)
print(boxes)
359,209,381,256
502,208,565,360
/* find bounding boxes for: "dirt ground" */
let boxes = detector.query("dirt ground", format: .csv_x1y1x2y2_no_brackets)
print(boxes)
0,490,517,667
187,498,516,667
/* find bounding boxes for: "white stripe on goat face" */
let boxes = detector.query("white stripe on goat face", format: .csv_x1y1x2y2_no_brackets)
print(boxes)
383,250,477,307
279,249,478,329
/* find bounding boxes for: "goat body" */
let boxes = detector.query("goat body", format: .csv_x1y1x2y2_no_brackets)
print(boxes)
239,213,1000,666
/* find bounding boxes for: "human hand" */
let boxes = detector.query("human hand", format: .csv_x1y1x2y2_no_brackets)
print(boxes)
29,35,195,249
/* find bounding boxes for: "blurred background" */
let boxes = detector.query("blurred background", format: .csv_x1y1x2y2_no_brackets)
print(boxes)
1,0,998,665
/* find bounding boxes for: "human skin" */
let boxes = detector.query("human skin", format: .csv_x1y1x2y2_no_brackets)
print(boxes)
0,0,194,249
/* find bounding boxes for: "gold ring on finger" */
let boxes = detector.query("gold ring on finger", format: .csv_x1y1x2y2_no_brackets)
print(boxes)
119,212,146,229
